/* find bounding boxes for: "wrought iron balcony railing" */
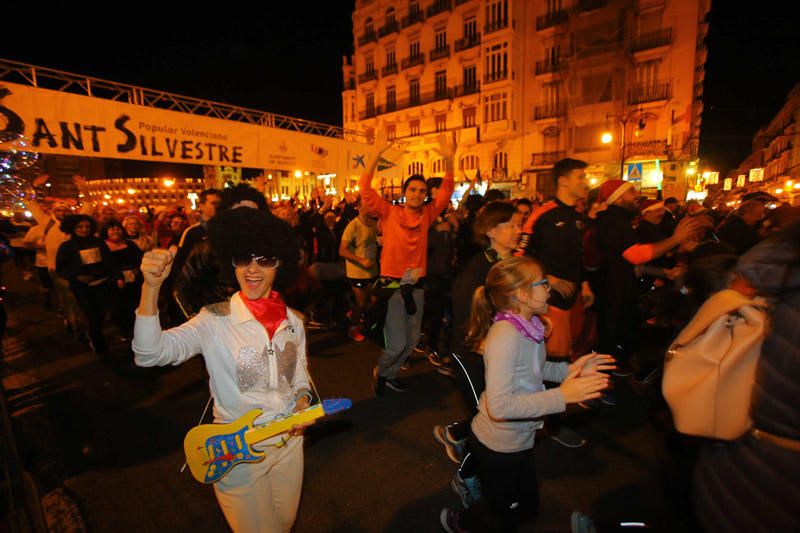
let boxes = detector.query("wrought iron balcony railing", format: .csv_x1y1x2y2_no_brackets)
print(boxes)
627,82,672,105
454,34,481,52
530,151,566,167
631,28,672,52
536,10,568,31
401,54,425,69
357,70,378,84
401,10,424,28
378,20,400,38
484,70,508,84
427,0,452,18
534,103,567,120
358,30,377,47
430,45,451,61
485,18,509,34
382,63,398,77
535,58,566,75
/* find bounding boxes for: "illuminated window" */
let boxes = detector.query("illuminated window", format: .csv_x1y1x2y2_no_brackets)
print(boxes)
435,114,447,132
493,151,508,171
409,119,420,136
432,158,446,175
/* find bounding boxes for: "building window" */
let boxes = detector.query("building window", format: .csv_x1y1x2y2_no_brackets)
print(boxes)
432,158,446,175
463,107,477,127
410,40,420,59
464,65,477,91
546,0,562,14
410,78,420,105
408,161,424,176
486,0,508,28
435,70,448,99
464,17,477,39
386,48,396,68
493,151,508,171
460,154,479,171
386,86,396,111
365,17,374,34
366,93,375,114
435,114,447,132
543,81,560,107
409,0,420,16
386,6,396,26
435,29,447,51
636,60,661,87
484,92,508,122
365,53,375,74
484,42,508,81
410,119,420,136
387,124,396,141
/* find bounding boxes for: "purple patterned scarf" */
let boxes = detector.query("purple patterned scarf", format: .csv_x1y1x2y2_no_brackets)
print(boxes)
493,311,546,344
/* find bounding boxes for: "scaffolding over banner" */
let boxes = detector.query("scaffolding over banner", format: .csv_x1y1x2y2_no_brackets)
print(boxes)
0,58,370,177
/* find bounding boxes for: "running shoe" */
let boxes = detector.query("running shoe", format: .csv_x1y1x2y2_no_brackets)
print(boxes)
440,508,469,533
570,511,598,533
451,471,482,509
547,427,587,448
385,378,408,392
348,326,366,342
433,425,466,464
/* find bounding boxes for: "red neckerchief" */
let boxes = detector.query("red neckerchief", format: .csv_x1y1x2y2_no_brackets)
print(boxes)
241,291,287,339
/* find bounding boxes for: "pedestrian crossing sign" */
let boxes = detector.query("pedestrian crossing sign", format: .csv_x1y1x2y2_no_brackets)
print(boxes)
627,163,643,181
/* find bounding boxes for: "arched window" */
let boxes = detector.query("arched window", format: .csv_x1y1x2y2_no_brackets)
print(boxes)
407,161,424,176
431,158,446,175
386,7,396,25
365,17,374,33
459,154,480,171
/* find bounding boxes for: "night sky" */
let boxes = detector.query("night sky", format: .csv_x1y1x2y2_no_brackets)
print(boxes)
3,2,798,176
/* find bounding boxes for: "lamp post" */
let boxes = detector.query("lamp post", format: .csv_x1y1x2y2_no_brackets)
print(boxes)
601,112,632,180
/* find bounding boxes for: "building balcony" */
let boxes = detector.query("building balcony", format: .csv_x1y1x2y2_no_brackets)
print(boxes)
378,20,400,38
345,79,355,90
426,0,452,18
454,34,481,52
454,0,471,5
357,70,378,84
430,45,451,61
530,151,566,167
451,82,481,98
401,54,425,69
484,18,509,34
626,139,668,157
536,10,568,31
382,63,398,77
401,10,424,28
358,30,377,47
535,58,566,75
627,82,672,105
357,86,470,120
484,70,508,85
534,103,567,120
631,27,672,52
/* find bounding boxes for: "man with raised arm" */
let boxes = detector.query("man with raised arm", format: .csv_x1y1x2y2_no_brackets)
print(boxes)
359,132,456,398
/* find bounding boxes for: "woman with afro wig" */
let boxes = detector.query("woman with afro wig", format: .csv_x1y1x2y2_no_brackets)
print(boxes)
132,207,310,533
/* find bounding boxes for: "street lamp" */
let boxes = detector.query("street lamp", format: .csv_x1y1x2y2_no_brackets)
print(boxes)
601,132,613,144
601,110,653,180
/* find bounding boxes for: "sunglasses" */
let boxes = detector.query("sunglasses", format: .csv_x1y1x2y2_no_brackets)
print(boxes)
531,278,550,290
231,254,281,269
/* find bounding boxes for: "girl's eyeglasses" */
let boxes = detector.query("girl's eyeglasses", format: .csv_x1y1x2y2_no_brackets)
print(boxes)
232,254,281,269
531,278,550,290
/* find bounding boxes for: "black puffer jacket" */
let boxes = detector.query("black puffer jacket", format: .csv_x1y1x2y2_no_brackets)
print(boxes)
693,221,800,532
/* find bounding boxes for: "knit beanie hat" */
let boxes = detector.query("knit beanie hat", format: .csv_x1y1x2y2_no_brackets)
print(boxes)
599,179,634,205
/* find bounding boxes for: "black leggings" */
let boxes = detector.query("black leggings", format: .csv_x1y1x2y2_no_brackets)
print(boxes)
460,432,539,532
71,281,110,354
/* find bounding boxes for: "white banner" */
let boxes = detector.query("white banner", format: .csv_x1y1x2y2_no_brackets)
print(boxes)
0,82,369,175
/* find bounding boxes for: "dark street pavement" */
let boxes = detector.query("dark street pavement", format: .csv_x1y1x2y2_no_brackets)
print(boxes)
1,263,682,532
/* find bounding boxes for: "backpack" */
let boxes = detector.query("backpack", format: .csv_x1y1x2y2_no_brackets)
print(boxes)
662,289,765,440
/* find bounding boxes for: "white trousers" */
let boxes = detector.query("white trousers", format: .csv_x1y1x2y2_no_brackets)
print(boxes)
213,436,304,533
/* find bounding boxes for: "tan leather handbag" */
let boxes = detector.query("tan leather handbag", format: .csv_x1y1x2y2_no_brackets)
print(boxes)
662,289,765,440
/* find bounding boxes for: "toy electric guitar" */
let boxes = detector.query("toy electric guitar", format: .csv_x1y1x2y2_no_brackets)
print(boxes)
184,398,352,484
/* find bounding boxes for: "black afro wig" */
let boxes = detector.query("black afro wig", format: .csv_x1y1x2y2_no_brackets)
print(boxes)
60,214,97,236
207,207,300,290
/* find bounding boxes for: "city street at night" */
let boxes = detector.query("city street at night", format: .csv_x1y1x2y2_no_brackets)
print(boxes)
2,264,676,532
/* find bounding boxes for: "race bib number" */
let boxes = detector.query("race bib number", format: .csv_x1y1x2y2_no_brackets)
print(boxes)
79,248,101,265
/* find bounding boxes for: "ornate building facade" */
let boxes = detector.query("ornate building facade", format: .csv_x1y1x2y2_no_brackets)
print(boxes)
343,0,709,200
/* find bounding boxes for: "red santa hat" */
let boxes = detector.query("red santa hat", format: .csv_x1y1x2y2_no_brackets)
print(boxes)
599,179,634,205
639,199,664,214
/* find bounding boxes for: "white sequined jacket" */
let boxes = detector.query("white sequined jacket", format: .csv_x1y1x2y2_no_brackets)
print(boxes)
133,292,310,444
